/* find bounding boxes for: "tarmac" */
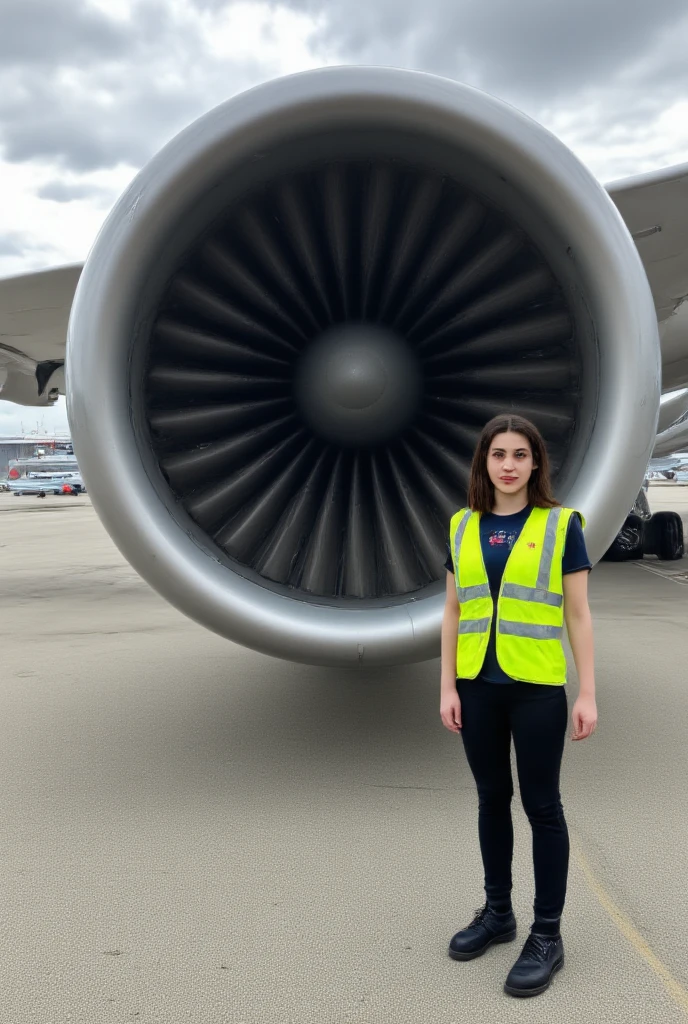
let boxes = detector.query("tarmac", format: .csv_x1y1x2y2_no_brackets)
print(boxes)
0,485,687,1023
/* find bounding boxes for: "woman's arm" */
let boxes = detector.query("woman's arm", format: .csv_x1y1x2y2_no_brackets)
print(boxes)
562,569,598,741
440,572,462,732
441,572,460,687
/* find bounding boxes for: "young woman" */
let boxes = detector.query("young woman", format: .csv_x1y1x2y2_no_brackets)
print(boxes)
440,413,597,999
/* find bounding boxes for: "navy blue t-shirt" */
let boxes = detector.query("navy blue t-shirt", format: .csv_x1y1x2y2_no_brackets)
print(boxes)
445,506,591,685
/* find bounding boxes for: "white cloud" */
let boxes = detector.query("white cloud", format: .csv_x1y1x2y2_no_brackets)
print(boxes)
0,160,134,277
199,1,324,64
1,0,687,276
545,98,688,184
0,0,327,275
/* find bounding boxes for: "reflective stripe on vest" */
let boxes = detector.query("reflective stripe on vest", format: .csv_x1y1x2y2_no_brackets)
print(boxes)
448,505,586,685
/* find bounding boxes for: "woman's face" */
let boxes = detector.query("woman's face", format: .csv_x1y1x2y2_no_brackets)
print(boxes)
486,431,537,497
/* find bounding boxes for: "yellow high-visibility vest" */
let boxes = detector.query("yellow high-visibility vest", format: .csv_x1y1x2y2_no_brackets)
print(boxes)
448,506,585,685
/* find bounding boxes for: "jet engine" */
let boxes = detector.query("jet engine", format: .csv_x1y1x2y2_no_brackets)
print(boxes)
66,67,660,666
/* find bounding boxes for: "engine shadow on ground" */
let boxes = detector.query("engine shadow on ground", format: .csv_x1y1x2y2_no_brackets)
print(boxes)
66,654,476,819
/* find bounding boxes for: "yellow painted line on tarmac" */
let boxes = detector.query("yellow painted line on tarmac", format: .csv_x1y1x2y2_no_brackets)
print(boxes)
570,834,688,1016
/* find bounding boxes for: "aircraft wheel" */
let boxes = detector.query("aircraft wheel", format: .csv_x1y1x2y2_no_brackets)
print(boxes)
646,511,685,561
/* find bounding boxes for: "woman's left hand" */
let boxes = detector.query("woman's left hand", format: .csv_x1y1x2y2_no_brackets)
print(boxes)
571,695,597,741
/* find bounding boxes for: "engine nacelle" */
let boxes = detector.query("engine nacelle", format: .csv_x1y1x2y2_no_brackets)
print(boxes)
66,67,660,666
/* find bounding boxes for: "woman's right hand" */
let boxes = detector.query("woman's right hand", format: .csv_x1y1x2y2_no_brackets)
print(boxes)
440,689,462,733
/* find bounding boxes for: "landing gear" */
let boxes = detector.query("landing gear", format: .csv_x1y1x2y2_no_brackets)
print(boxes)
603,491,684,562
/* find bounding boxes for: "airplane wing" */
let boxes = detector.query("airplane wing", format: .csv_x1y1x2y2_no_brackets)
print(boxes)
0,263,81,405
607,162,688,392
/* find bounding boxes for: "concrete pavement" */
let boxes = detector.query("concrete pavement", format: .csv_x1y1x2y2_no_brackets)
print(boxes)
0,489,687,1023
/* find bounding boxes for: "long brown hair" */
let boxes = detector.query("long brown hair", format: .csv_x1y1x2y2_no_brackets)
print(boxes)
467,414,559,513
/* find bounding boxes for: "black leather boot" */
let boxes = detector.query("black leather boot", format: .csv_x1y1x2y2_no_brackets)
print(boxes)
448,903,517,961
503,932,564,996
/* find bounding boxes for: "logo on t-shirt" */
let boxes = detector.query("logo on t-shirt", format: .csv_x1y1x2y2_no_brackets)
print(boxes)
488,529,519,548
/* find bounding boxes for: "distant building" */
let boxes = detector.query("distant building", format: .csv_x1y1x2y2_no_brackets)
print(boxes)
0,435,73,478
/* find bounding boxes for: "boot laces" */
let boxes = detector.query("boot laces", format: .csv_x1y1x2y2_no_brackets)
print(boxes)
470,904,490,927
519,933,557,963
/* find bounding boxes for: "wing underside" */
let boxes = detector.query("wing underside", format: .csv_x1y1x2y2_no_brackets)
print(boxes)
0,264,81,405
607,162,688,393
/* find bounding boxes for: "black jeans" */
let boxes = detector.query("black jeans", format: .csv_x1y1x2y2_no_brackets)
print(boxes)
456,677,569,928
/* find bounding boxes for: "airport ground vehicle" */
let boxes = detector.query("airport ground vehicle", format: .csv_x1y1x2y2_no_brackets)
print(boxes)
6,455,85,496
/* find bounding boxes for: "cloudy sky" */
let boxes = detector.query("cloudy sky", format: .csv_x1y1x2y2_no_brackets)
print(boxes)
2,0,688,432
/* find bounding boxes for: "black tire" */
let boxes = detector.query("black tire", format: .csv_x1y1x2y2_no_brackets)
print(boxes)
643,511,684,560
602,513,645,561
38,491,46,499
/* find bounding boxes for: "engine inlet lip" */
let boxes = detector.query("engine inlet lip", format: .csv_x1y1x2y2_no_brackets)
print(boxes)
66,66,660,666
